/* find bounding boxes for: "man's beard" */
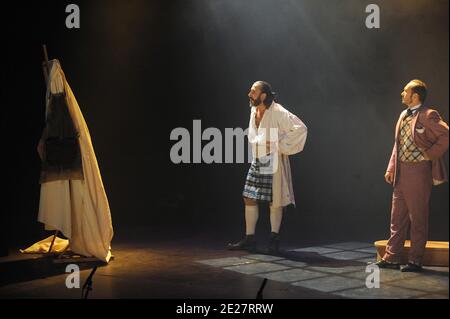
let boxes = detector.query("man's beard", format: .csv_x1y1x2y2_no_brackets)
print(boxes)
249,96,261,107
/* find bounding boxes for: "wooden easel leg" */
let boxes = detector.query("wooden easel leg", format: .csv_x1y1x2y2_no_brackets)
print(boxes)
48,230,59,253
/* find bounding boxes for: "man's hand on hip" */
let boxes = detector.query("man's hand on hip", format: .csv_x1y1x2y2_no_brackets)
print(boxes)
384,172,394,184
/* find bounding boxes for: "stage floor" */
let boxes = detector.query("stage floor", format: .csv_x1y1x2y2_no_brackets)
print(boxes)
0,238,448,299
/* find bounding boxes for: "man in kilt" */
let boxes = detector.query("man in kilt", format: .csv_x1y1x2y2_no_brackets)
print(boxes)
228,81,308,254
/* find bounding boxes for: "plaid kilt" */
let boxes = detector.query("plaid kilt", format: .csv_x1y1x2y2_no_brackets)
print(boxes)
242,157,273,202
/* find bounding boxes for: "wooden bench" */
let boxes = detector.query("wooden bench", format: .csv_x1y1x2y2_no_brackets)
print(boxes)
375,240,449,266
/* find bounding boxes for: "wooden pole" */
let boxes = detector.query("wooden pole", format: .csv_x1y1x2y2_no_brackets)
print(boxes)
42,44,50,83
48,230,58,253
41,44,60,255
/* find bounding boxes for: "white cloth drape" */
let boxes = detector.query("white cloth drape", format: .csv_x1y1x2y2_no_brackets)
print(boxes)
247,102,307,207
38,59,113,262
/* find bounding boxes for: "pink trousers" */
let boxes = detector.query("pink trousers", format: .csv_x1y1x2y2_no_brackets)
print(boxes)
383,161,432,265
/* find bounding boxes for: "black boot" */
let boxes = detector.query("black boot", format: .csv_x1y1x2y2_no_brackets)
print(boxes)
227,235,256,251
268,232,280,255
374,259,400,269
401,262,422,272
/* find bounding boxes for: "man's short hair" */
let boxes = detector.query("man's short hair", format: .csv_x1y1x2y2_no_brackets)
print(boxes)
410,79,427,103
256,81,276,107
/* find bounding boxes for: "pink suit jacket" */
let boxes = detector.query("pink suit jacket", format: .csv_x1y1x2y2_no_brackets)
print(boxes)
387,107,449,186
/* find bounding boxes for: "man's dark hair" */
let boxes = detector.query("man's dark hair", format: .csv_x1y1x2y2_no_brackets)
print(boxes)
256,81,277,107
410,79,427,103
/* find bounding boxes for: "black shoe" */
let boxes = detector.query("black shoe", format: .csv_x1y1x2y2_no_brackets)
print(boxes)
227,235,256,251
401,262,422,272
267,232,280,255
374,259,400,269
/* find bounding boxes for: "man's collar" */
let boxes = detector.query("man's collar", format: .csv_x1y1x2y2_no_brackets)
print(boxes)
408,104,422,112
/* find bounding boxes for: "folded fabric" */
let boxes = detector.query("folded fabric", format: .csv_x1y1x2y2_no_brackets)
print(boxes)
20,235,69,254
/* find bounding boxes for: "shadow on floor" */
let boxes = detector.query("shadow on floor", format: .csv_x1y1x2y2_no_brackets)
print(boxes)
0,254,106,287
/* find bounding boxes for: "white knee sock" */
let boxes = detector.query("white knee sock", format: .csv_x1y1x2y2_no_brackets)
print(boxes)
245,205,259,235
270,206,283,233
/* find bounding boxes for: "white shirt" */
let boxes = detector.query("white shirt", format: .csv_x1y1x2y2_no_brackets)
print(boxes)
248,102,308,207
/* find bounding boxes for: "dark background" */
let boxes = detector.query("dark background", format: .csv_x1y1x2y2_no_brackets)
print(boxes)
2,0,448,252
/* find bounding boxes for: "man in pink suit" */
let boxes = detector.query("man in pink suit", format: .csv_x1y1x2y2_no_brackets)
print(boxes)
376,79,449,272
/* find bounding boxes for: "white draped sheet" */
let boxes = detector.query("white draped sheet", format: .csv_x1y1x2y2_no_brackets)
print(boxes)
38,60,113,262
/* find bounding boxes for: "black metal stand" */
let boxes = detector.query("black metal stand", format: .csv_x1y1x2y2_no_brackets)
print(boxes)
81,266,98,299
256,278,268,299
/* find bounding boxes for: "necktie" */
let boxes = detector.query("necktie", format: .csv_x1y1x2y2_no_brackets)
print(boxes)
406,108,414,117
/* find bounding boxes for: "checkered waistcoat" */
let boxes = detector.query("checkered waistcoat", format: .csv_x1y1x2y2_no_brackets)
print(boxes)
398,114,425,162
